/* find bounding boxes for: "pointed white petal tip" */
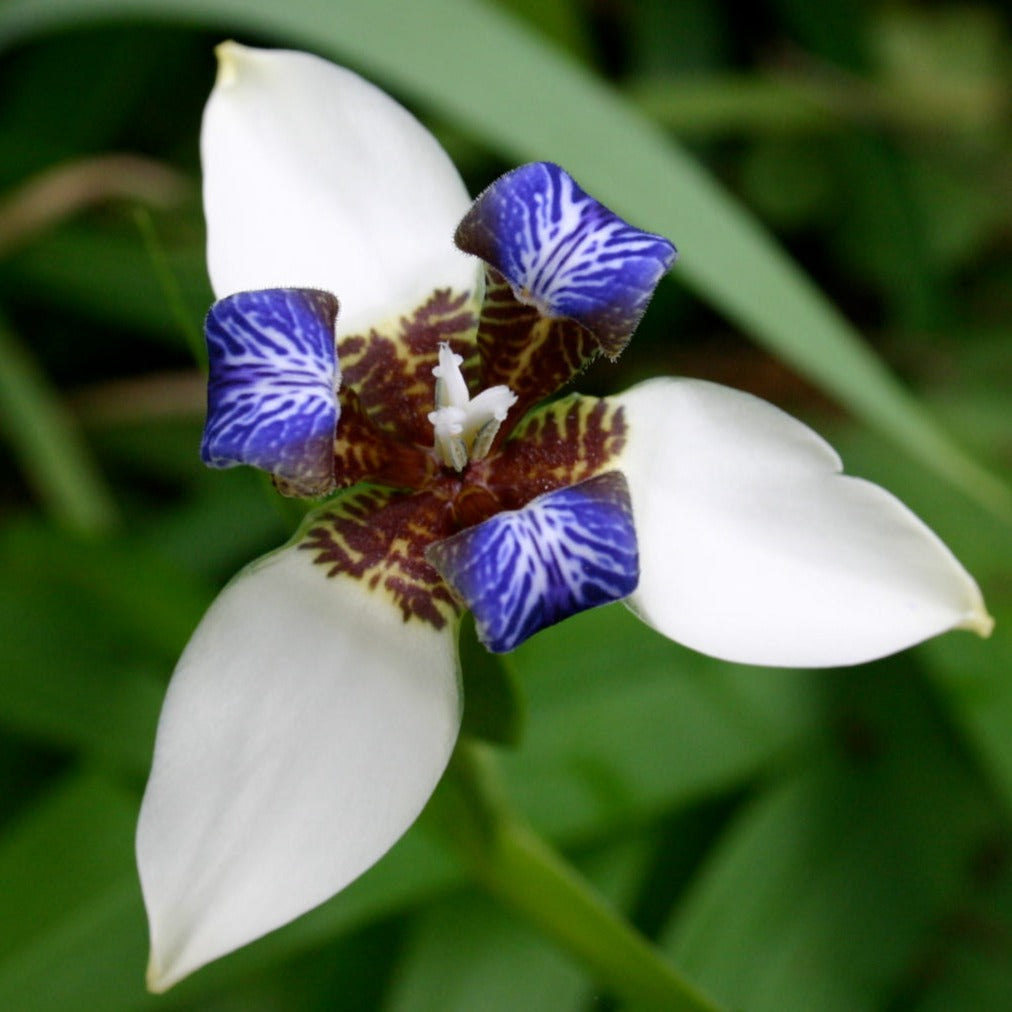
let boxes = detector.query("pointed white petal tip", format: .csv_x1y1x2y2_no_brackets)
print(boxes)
201,43,479,335
613,378,992,668
961,605,995,639
137,545,461,989
145,954,171,995
212,40,243,87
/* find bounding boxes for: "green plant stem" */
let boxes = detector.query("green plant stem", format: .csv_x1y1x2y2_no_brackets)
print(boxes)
437,741,724,1012
0,312,118,536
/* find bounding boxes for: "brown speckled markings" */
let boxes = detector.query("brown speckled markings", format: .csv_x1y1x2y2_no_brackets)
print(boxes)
337,288,479,445
302,390,628,630
303,276,630,632
482,395,627,510
302,486,460,629
476,269,601,423
330,389,436,491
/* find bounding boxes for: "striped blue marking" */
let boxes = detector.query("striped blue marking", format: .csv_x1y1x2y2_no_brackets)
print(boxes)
428,471,639,652
456,162,677,353
201,288,340,493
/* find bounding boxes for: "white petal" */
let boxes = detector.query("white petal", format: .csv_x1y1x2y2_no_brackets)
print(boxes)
137,545,461,991
202,43,478,337
613,378,992,667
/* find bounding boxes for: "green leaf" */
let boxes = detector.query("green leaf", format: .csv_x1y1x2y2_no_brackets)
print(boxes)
0,519,209,772
495,0,589,58
821,404,1011,821
0,770,461,1009
0,772,149,1012
660,665,998,1012
0,0,1006,516
924,602,1012,816
911,854,1012,1012
459,613,526,747
433,745,724,1012
630,75,834,137
132,207,207,366
387,837,653,1012
501,603,820,843
0,311,118,535
2,222,210,348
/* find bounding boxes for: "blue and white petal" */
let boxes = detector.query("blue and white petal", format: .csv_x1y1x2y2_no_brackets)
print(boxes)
201,288,339,495
612,378,993,667
137,543,462,992
427,471,639,653
455,162,676,356
202,44,480,338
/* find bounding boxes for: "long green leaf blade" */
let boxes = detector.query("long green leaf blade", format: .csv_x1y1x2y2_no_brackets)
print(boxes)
0,0,1007,515
0,312,118,535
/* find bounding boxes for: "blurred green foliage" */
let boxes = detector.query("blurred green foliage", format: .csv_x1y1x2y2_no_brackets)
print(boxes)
0,0,1009,1009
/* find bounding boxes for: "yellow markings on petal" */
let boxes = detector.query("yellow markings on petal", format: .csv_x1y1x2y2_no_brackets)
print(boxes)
213,41,246,88
508,394,628,483
476,269,601,415
960,605,995,638
300,486,459,630
479,394,628,513
337,288,480,446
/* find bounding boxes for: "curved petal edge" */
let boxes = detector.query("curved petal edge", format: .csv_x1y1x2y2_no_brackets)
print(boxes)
612,378,992,667
137,544,461,991
203,42,480,338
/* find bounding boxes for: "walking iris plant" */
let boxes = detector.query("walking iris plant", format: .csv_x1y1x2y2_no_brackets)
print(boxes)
136,42,993,992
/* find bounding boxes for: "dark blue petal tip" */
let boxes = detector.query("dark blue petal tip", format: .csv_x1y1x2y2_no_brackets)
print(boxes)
455,162,677,355
201,288,340,495
427,471,639,653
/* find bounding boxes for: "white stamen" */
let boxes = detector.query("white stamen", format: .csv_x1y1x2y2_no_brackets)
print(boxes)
429,342,517,471
431,344,469,409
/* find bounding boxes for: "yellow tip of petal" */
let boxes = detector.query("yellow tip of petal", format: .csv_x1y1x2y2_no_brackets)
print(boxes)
146,952,174,995
213,40,246,88
961,605,995,639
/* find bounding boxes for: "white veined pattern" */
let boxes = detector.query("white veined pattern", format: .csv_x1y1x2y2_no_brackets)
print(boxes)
428,471,639,652
456,162,676,351
201,288,340,492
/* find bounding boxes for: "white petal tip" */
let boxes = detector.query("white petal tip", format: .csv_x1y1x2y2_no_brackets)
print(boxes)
202,42,476,326
613,378,994,668
137,546,461,986
961,606,995,639
213,40,245,88
145,955,173,994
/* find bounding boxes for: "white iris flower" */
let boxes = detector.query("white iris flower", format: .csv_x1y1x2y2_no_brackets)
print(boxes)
136,42,992,992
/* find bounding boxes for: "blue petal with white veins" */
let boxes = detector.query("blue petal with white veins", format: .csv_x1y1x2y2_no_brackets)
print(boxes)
455,162,676,356
427,471,639,653
201,288,340,495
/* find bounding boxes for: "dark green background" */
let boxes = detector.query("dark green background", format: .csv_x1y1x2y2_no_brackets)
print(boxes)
0,1,1009,1008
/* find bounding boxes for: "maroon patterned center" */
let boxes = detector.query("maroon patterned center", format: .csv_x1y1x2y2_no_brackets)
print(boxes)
476,268,603,425
300,288,628,630
337,288,480,445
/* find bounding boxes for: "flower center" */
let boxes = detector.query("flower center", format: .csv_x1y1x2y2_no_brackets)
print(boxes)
428,343,517,472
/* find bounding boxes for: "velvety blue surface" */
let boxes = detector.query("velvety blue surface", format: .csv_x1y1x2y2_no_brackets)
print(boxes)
201,288,340,491
428,471,639,652
456,162,676,353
